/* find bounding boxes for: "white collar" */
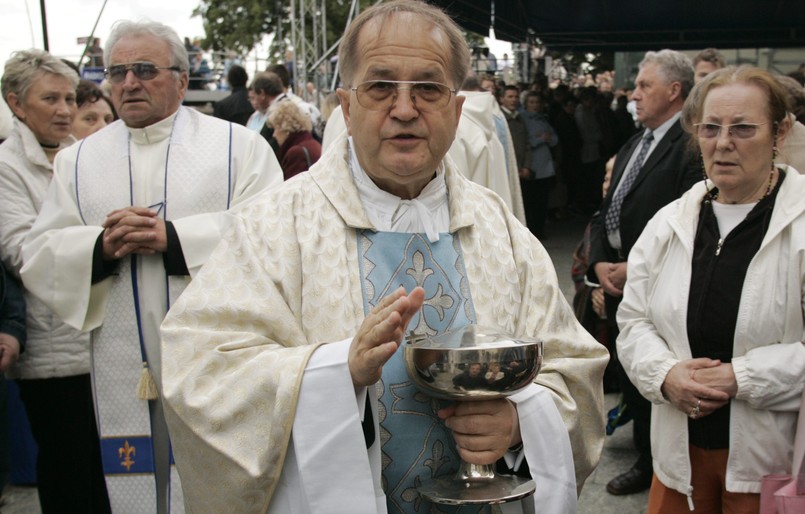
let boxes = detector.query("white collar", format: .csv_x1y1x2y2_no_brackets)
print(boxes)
348,137,448,242
128,109,179,145
646,111,681,144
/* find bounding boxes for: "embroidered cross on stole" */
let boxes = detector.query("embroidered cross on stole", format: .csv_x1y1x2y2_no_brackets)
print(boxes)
357,231,489,514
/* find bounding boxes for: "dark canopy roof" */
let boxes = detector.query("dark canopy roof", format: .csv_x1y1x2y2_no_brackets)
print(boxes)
430,0,805,51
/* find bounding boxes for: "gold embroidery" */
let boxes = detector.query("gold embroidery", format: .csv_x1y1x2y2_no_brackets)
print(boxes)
118,440,136,471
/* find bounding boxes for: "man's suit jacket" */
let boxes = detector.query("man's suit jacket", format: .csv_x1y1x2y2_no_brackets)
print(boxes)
213,87,254,126
588,119,700,269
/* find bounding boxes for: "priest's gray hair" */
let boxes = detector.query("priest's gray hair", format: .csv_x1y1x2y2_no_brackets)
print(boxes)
104,20,190,72
640,49,695,100
337,0,470,90
1,49,79,108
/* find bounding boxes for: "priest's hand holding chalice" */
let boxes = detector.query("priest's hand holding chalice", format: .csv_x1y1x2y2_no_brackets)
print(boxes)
404,324,543,505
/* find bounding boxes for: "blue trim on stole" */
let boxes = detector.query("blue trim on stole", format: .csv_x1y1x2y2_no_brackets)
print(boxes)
357,231,488,514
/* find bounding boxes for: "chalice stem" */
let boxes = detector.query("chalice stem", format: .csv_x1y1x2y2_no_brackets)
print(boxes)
456,461,496,481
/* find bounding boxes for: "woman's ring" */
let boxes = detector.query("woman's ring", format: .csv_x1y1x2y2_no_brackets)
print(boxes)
689,402,701,419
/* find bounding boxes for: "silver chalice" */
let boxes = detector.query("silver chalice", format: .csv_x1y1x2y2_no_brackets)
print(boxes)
403,325,543,505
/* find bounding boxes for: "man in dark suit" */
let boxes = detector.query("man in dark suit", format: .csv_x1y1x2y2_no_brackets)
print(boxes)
587,49,700,496
213,64,254,126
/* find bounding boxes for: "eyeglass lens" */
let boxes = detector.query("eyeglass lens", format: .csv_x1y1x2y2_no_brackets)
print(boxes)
356,81,451,110
106,63,160,83
696,123,761,139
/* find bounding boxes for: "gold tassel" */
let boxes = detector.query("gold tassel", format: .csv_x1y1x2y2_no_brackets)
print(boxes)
137,361,159,400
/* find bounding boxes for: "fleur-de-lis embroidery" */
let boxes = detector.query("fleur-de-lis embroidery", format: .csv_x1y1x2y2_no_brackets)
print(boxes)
401,475,423,510
406,250,434,286
118,440,136,471
423,439,451,477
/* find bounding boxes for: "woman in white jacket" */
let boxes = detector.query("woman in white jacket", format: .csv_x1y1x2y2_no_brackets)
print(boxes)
0,50,110,512
617,65,805,513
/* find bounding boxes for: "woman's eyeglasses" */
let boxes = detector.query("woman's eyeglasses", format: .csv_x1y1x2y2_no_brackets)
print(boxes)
693,122,768,139
104,62,181,84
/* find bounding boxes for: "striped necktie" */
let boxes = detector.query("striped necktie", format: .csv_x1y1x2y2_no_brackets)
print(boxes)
605,131,654,234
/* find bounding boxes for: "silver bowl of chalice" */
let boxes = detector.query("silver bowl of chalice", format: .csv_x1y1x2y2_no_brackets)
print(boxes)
403,325,543,505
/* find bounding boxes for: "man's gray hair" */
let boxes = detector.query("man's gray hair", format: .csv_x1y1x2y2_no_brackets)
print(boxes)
2,49,79,108
104,20,190,72
640,49,695,99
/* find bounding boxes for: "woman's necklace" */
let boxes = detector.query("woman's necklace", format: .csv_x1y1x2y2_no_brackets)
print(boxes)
709,166,775,203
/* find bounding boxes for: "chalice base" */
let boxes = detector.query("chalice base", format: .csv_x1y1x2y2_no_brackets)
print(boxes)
417,475,536,505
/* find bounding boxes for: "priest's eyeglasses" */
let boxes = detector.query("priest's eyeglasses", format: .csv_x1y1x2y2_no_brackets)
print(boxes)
693,122,768,139
352,80,456,112
104,62,182,84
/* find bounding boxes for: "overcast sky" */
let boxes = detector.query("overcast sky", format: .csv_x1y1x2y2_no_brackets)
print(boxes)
1,0,510,73
1,0,205,66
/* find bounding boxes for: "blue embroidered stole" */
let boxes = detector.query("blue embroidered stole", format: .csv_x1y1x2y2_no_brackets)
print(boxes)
357,231,489,514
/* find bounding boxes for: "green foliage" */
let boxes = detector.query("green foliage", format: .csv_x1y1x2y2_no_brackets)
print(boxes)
194,0,374,65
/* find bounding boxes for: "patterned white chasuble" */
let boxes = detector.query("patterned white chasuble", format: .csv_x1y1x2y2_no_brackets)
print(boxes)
357,230,490,514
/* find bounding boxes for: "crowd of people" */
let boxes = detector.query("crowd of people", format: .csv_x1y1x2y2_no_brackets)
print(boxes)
0,1,803,513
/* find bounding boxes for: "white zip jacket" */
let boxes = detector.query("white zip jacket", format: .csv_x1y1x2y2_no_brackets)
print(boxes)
617,168,805,501
0,120,89,379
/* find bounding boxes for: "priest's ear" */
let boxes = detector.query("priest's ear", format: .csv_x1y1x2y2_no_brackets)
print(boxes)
336,87,351,136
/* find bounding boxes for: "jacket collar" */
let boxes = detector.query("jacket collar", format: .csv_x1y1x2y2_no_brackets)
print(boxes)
669,166,805,247
13,118,75,170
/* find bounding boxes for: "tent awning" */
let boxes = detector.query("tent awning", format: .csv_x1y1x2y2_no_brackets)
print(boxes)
430,0,805,50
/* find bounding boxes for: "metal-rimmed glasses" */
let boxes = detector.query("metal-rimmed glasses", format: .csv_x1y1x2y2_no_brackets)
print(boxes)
351,80,456,111
693,122,769,139
104,62,182,84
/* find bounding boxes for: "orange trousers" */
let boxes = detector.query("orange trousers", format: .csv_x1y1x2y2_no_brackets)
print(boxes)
647,446,760,514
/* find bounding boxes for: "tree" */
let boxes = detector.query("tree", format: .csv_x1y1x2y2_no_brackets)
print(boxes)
194,0,374,63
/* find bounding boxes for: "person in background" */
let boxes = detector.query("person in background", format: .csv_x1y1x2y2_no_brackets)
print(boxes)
267,100,321,180
20,21,283,514
0,259,26,507
213,64,254,126
86,38,104,68
693,48,726,84
500,85,532,189
73,79,116,140
0,49,112,514
775,74,805,172
266,63,322,134
246,71,284,149
572,157,617,392
159,2,608,512
619,65,805,514
588,49,700,497
521,91,558,238
448,74,526,224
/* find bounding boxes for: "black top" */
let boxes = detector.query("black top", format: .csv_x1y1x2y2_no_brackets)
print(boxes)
686,170,785,449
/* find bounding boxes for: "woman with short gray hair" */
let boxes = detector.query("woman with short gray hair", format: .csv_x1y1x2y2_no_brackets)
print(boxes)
0,49,111,513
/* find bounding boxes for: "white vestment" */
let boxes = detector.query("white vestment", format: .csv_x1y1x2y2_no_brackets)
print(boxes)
21,106,283,514
160,133,608,514
449,91,526,224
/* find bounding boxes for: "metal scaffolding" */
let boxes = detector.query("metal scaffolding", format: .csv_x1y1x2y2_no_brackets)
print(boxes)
288,0,363,104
